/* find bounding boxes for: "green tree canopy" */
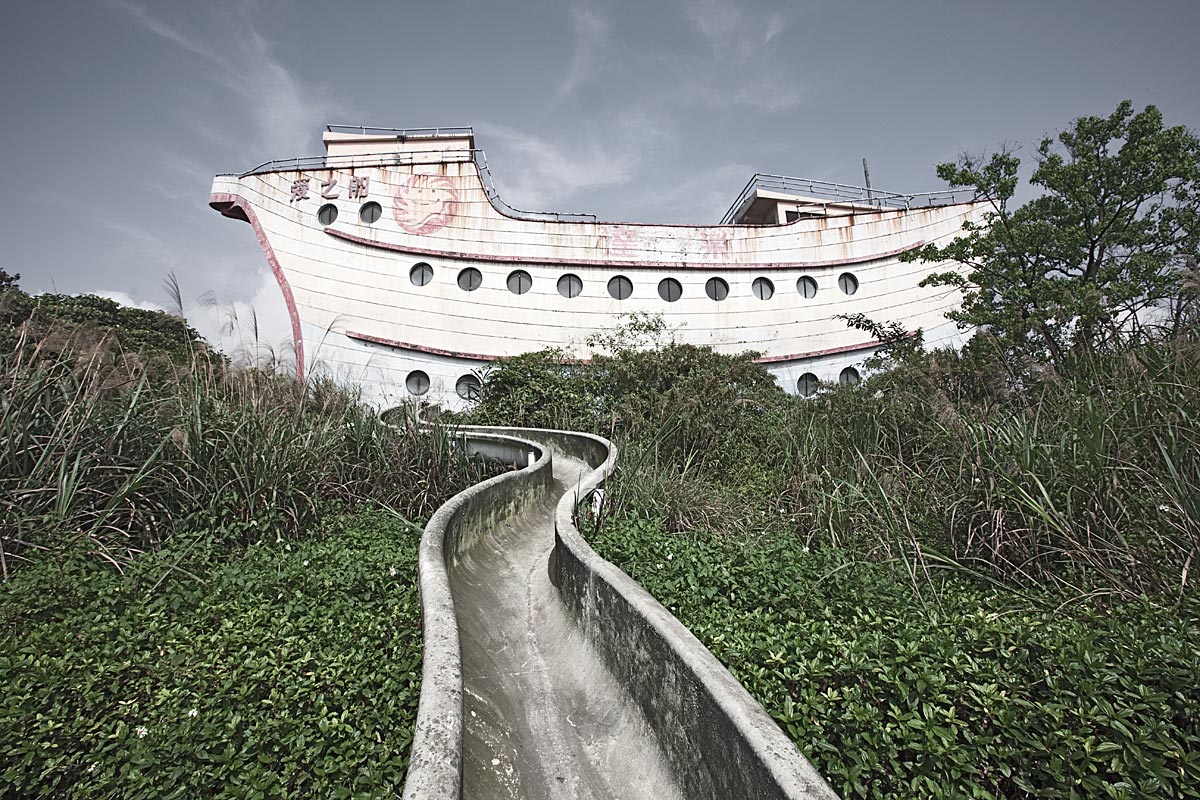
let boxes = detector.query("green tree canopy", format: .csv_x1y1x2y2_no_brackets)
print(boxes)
908,101,1200,365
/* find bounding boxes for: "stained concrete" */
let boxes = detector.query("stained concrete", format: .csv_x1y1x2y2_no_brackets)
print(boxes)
449,454,683,800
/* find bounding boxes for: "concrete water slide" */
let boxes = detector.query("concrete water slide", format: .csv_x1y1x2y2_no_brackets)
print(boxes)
401,426,838,800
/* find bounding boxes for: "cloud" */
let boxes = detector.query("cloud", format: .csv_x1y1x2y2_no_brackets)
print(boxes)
92,290,166,313
185,268,294,366
684,0,792,62
560,5,612,97
112,1,346,156
477,114,673,212
673,1,802,113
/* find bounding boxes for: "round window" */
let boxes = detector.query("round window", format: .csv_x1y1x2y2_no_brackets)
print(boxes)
838,273,859,295
752,277,774,300
608,275,633,300
456,374,482,400
317,204,338,226
797,276,818,298
406,370,430,396
506,270,533,295
797,372,819,397
839,367,861,387
705,277,729,301
458,268,482,292
658,278,682,303
557,273,583,298
410,262,433,287
359,201,383,224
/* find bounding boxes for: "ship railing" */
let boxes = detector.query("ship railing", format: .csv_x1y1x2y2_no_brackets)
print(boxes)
719,172,979,224
324,124,476,138
233,147,598,224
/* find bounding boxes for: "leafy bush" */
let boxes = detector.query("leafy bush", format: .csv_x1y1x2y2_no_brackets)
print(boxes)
590,516,1200,799
0,510,423,799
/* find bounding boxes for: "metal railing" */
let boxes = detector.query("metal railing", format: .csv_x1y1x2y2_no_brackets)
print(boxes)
325,124,475,138
719,173,978,224
235,131,598,224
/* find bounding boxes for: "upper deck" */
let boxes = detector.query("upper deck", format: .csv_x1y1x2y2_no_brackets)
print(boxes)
227,125,977,228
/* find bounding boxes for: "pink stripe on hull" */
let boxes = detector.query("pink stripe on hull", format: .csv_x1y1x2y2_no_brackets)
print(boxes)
209,192,306,382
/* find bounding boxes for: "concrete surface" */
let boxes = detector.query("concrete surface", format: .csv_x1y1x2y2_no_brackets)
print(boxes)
404,426,840,799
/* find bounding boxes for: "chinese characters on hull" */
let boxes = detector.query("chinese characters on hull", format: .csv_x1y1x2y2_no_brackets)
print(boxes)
289,175,370,202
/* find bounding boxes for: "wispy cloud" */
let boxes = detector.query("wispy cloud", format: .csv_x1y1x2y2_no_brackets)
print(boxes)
675,0,802,112
559,5,612,97
112,1,346,156
684,0,792,62
478,113,673,212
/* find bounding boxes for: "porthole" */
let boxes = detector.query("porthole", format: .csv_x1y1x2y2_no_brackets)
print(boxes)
797,372,819,397
410,262,434,287
705,277,729,302
797,276,818,298
456,374,481,400
608,275,633,300
457,267,482,292
405,370,430,396
752,277,774,300
316,203,338,226
557,273,583,298
506,269,532,295
359,201,382,224
658,278,682,303
839,367,861,387
838,272,859,295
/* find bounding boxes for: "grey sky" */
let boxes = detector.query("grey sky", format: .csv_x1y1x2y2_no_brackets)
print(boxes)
2,0,1197,351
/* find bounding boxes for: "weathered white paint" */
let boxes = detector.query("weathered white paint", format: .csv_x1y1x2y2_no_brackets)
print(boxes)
211,129,987,411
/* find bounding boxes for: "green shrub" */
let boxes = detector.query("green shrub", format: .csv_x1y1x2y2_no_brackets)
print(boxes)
590,516,1200,799
0,510,423,799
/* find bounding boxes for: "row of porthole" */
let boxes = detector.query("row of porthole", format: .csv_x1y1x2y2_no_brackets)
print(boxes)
405,370,481,400
405,367,859,400
317,202,382,227
798,368,860,396
409,262,860,300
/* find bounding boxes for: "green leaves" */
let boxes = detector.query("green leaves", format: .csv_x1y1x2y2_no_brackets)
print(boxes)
590,517,1200,799
0,511,423,798
911,101,1200,365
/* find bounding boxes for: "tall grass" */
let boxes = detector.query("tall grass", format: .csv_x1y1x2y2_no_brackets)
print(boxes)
782,334,1200,599
0,320,488,579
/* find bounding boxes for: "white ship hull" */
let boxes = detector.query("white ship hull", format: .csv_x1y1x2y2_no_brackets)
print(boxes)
210,127,985,410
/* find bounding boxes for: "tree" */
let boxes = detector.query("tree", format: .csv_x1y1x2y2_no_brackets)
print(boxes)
907,101,1200,365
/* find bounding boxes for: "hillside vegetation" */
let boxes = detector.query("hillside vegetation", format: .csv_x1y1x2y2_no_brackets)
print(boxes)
0,273,490,796
462,102,1200,798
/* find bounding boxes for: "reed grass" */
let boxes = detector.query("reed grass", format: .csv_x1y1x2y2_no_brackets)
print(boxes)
0,315,488,579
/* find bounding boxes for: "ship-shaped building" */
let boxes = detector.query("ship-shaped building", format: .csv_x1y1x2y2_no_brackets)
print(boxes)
210,126,984,409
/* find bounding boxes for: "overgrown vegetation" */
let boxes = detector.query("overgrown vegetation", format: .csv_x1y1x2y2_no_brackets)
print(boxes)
1,511,423,798
465,103,1200,798
0,274,489,795
0,275,488,577
595,517,1200,799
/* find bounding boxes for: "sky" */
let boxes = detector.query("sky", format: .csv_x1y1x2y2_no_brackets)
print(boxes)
2,0,1198,353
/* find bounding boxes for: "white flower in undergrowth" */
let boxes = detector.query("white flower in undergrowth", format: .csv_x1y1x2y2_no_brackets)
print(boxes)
135,726,148,739
302,560,309,567
656,563,664,569
188,708,198,718
389,566,397,577
87,763,97,774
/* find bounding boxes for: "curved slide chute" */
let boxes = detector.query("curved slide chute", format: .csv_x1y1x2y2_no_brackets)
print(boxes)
402,426,838,800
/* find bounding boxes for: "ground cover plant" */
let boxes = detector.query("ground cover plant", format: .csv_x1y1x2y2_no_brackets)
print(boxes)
1,511,423,798
0,277,493,795
588,516,1200,799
